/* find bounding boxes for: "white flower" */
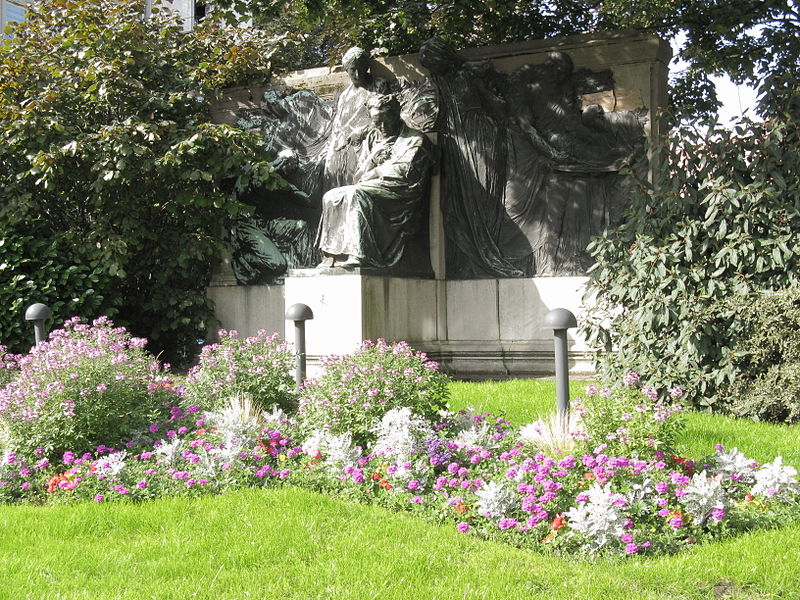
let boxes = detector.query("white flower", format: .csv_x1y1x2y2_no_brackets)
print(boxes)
154,438,182,465
261,404,290,428
301,430,358,473
751,456,799,500
93,451,127,477
475,481,515,518
714,447,757,481
372,407,433,463
679,470,726,523
454,422,495,450
565,482,627,552
322,432,359,473
206,402,262,449
301,430,327,457
518,412,580,452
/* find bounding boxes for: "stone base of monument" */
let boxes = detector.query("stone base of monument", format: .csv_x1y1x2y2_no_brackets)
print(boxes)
277,271,594,378
206,283,286,340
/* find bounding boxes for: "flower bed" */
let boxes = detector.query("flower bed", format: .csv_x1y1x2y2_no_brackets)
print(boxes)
0,320,798,557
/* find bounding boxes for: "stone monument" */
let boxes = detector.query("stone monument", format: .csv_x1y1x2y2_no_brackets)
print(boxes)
208,32,671,377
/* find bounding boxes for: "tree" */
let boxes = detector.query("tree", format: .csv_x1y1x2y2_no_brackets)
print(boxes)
582,110,800,408
0,0,289,365
210,0,799,120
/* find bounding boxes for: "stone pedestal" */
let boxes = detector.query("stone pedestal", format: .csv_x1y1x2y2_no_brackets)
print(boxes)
278,271,592,378
284,269,439,361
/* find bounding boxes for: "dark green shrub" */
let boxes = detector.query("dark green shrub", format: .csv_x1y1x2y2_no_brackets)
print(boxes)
718,287,800,423
584,110,800,410
0,0,288,367
0,220,113,355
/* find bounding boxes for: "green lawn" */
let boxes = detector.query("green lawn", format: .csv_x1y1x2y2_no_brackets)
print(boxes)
1,379,799,600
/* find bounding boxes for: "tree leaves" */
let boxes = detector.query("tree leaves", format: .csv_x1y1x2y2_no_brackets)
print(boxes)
0,0,289,366
583,110,800,409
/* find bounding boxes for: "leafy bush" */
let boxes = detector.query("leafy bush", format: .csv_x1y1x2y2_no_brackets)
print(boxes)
572,373,685,459
296,339,450,446
584,111,800,410
0,317,176,461
717,287,800,423
0,0,290,367
183,330,296,414
0,220,113,355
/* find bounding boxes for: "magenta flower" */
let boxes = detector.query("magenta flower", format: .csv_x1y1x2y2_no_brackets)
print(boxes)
624,542,639,554
94,494,104,502
456,522,470,533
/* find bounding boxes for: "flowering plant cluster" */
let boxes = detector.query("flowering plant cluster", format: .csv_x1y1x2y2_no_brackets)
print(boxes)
572,373,685,459
1,327,797,558
183,329,296,413
0,317,177,462
296,339,449,446
0,345,18,388
2,395,797,557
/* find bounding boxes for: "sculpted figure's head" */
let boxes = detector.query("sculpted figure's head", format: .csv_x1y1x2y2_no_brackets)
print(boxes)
342,46,371,87
543,51,574,82
368,94,402,137
419,37,462,75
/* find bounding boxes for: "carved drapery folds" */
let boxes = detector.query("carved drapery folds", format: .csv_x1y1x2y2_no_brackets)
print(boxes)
230,39,647,282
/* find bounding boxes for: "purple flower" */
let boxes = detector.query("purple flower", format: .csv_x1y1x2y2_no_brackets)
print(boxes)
624,542,639,554
456,522,470,533
711,507,726,522
669,516,683,530
498,518,519,530
410,496,423,504
136,480,148,489
94,494,105,502
620,533,634,543
148,424,159,433
407,480,420,491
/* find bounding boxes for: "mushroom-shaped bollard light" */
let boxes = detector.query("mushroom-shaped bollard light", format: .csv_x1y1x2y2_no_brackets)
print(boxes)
285,303,314,388
25,303,53,345
543,308,578,426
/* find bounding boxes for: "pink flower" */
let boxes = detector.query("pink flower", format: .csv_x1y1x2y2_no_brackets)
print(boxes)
623,372,640,386
456,522,470,533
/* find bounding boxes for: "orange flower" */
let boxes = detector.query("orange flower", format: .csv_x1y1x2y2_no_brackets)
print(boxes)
583,472,595,480
541,531,556,545
550,514,566,530
454,502,468,514
372,472,383,481
379,480,393,490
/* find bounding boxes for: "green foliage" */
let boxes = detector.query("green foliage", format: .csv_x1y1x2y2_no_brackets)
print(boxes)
574,375,685,459
0,220,113,355
0,317,176,462
0,0,289,366
583,112,800,409
183,329,296,413
716,287,800,423
296,339,450,446
212,0,798,121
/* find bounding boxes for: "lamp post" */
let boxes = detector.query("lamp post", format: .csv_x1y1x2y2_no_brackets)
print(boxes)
25,303,53,345
285,303,314,388
543,308,578,427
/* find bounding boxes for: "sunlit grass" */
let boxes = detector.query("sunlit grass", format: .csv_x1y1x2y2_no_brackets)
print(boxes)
1,379,798,599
